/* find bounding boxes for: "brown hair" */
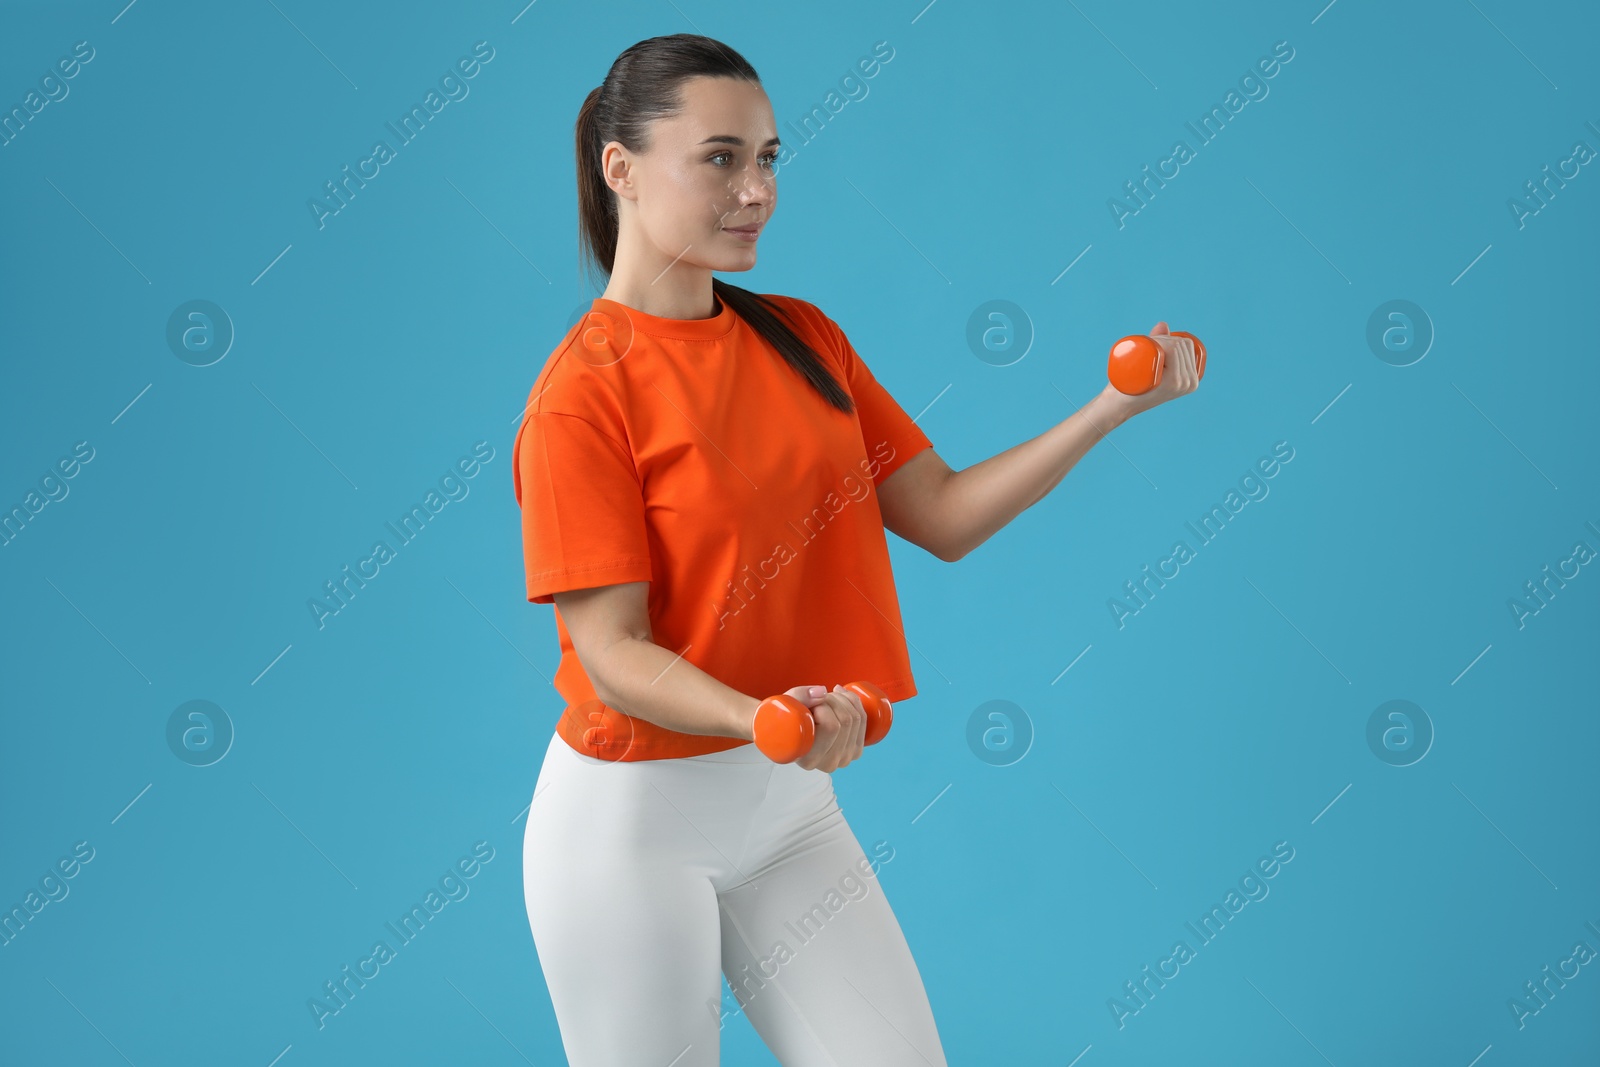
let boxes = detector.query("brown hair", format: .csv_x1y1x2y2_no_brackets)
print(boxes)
574,33,853,414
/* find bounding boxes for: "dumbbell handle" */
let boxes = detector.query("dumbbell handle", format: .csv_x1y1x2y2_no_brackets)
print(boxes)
1107,330,1206,396
752,681,893,764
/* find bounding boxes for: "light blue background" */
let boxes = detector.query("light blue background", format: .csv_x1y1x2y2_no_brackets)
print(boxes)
3,0,1597,1064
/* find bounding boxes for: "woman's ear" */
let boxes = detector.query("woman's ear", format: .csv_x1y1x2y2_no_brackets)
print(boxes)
601,141,638,202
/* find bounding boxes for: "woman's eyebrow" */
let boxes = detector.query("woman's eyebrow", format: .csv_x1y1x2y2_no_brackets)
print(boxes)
696,134,782,147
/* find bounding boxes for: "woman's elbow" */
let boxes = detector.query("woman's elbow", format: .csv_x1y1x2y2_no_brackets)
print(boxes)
933,535,969,564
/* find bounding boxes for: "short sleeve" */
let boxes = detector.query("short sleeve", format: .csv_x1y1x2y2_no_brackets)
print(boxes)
815,310,933,485
514,410,652,605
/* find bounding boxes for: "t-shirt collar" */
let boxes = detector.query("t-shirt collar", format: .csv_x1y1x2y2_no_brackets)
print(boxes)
589,293,737,341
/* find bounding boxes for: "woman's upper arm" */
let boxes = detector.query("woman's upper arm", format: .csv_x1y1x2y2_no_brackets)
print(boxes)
876,447,956,562
551,581,652,696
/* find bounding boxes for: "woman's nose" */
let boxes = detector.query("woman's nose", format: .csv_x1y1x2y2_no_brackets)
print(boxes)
730,163,772,200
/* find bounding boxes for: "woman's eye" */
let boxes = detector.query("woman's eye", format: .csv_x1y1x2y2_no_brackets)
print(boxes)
711,151,779,170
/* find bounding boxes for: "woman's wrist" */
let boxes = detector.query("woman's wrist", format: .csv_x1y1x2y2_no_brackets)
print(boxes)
732,694,760,741
1087,383,1142,433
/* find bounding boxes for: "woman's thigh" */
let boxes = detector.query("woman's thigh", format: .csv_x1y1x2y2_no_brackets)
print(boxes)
717,765,948,1067
522,735,748,1066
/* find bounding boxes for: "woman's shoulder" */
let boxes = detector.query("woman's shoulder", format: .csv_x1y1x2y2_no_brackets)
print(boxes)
757,290,826,326
754,291,847,350
753,290,857,367
519,315,628,423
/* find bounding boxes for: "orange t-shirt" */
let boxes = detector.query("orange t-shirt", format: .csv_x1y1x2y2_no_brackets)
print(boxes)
512,290,933,761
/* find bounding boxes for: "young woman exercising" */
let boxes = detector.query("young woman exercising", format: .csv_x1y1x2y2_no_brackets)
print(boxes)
515,33,1200,1067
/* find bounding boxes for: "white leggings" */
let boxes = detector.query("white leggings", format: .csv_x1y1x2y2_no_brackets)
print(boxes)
522,730,948,1066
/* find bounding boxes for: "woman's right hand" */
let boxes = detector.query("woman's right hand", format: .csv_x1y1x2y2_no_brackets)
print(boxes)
786,684,868,773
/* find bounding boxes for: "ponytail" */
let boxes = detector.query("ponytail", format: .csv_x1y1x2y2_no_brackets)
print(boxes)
574,85,616,287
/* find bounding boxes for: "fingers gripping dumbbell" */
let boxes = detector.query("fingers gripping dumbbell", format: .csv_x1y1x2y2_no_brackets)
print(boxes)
752,681,893,764
1107,331,1206,395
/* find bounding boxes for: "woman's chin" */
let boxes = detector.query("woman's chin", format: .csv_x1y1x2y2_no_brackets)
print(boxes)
708,251,759,272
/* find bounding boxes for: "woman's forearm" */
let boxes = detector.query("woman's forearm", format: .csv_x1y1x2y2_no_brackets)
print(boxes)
590,636,760,742
939,388,1130,561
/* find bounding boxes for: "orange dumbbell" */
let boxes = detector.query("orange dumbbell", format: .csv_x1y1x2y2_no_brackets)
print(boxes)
1107,331,1206,395
752,681,893,764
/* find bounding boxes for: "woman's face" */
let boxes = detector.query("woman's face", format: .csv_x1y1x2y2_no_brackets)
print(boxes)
604,76,779,274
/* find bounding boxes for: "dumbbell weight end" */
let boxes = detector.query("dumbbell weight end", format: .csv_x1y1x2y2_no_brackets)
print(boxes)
1107,331,1207,395
752,680,893,764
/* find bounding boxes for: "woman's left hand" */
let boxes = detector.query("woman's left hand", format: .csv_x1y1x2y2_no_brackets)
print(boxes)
795,685,868,774
1095,321,1202,423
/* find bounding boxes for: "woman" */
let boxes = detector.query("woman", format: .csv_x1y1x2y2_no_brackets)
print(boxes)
515,33,1199,1067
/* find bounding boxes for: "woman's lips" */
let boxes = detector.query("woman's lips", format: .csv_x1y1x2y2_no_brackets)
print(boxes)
724,224,762,241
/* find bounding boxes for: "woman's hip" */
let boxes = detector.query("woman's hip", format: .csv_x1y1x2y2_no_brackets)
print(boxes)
521,730,840,885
